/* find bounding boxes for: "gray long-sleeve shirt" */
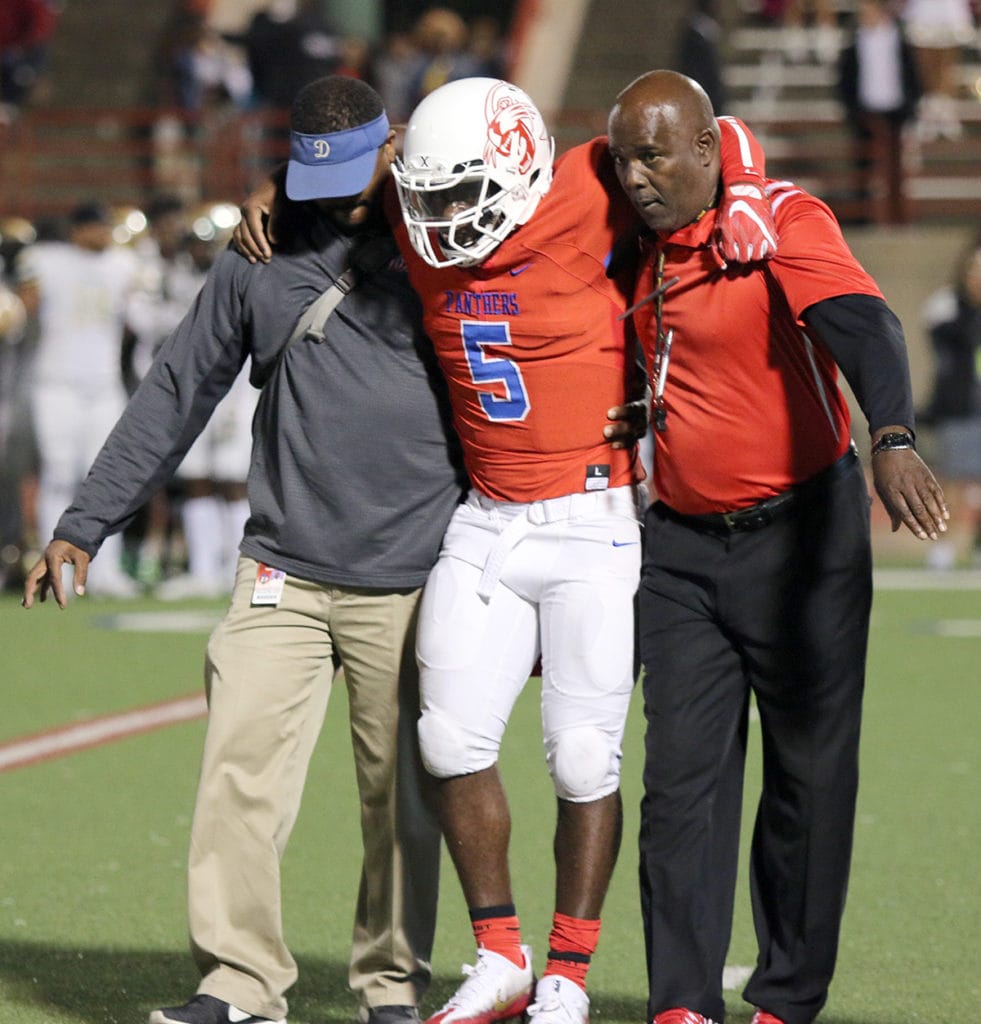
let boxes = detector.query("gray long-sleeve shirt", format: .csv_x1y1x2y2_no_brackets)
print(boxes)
55,211,468,589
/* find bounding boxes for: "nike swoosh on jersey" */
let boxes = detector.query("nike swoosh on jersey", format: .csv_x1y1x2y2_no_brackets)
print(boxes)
509,263,532,276
612,539,639,547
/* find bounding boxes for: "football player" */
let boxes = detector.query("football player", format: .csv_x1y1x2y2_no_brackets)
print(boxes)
388,78,773,1024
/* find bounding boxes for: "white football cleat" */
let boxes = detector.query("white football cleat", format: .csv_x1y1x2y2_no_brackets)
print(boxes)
527,975,589,1024
424,946,534,1024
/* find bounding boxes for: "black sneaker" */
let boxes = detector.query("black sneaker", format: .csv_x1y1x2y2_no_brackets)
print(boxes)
148,994,286,1024
363,1006,421,1024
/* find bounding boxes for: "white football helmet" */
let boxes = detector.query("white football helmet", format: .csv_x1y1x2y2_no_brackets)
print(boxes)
393,77,555,268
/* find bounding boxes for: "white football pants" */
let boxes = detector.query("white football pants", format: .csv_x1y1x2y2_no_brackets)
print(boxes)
416,485,642,801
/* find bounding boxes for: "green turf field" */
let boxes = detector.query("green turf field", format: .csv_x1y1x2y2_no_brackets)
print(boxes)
1,575,978,1024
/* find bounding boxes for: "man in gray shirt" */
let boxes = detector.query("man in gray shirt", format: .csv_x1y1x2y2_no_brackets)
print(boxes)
22,77,467,1024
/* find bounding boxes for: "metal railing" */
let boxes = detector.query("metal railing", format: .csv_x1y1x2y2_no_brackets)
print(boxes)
1,106,291,219
4,103,981,226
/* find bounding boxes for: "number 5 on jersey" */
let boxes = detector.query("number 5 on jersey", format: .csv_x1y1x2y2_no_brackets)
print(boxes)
461,321,530,421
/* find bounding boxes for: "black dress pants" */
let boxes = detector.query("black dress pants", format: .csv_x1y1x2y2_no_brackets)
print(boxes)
638,454,872,1024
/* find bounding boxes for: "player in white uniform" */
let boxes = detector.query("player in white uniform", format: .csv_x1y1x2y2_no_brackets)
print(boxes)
15,203,141,598
157,364,256,599
0,258,30,589
126,199,257,598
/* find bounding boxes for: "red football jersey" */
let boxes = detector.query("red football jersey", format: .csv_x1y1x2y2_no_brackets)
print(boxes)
633,182,884,515
393,138,641,502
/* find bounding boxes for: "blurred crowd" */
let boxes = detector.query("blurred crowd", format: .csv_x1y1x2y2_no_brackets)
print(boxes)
0,0,60,123
678,0,979,140
2,1,511,124
150,1,509,124
0,197,259,597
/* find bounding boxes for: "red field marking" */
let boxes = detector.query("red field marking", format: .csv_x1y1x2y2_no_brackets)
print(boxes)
0,692,207,773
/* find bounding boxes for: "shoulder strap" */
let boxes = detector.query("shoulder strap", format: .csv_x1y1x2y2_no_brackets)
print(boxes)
275,266,357,369
275,230,399,369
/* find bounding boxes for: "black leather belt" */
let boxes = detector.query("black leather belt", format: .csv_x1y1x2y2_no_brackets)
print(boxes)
660,447,858,535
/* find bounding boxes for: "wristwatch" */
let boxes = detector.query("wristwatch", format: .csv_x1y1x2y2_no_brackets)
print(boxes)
871,431,915,456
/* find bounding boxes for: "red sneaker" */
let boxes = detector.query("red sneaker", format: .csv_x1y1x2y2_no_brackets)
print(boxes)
652,1011,717,1024
751,1012,787,1024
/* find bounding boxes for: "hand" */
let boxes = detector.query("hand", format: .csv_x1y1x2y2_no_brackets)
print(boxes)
604,398,649,449
871,449,949,540
232,177,279,263
714,179,778,266
22,540,92,610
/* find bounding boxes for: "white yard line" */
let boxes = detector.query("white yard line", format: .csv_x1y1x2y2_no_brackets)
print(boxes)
0,692,207,773
874,568,981,590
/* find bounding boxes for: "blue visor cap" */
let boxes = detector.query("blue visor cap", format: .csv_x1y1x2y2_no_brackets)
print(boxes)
286,112,390,201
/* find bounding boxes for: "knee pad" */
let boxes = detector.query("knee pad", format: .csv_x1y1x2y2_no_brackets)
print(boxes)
547,725,621,802
418,705,486,779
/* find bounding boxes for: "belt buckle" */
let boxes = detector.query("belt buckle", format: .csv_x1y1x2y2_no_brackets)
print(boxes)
527,502,547,526
721,510,739,531
724,507,771,532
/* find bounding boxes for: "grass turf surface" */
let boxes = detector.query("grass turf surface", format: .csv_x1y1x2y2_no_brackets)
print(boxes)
1,579,978,1023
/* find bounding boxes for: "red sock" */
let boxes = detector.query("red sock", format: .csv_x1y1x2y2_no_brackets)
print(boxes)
470,904,525,967
544,912,601,990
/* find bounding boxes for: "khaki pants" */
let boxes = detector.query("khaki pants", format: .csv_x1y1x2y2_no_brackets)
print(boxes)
189,557,440,1020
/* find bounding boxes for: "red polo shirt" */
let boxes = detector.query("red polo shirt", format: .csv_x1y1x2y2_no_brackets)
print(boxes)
634,183,883,515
